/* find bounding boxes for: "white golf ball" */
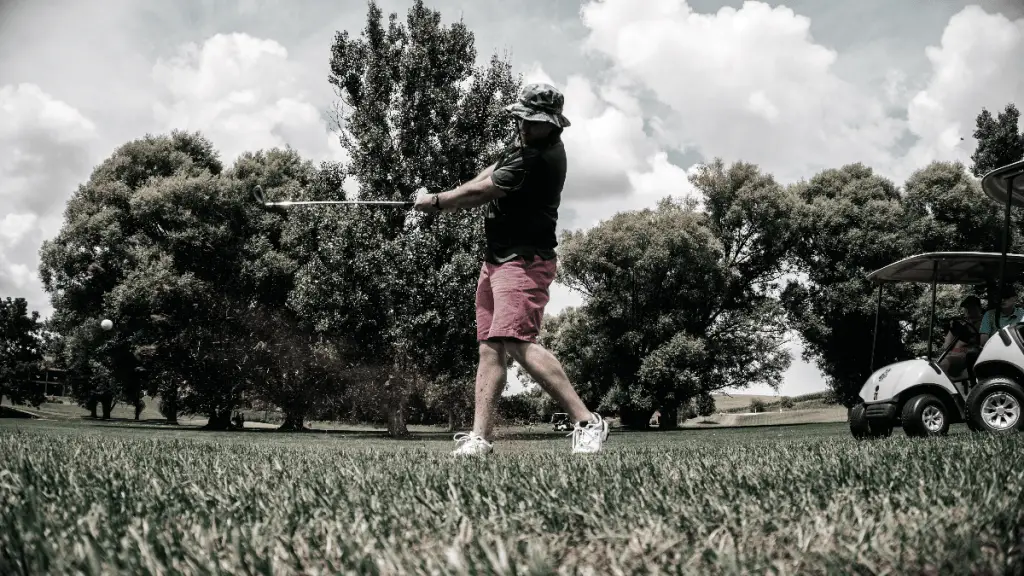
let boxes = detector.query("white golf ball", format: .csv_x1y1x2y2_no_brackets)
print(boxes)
101,319,113,331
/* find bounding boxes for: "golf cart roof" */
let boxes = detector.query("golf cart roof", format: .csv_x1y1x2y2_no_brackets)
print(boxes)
867,251,1024,284
981,159,1024,207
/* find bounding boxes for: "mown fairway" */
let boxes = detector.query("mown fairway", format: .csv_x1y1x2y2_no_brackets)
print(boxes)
2,420,1023,575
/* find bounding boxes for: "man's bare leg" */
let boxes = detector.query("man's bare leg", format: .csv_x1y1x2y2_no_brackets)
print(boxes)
505,340,593,423
471,340,508,440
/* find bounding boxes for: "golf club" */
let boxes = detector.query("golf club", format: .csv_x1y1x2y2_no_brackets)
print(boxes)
252,185,414,208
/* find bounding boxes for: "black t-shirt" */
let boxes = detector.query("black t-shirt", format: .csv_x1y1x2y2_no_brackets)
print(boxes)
485,135,566,263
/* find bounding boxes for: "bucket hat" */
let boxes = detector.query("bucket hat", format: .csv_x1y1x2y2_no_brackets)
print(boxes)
505,83,571,128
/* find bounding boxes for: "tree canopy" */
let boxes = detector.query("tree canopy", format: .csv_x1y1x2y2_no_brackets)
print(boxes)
0,297,46,407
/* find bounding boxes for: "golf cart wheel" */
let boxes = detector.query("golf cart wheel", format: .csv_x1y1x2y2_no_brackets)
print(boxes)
849,404,892,439
900,394,950,437
966,377,1024,433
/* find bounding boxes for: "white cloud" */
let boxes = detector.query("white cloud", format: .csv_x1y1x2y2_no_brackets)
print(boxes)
902,6,1024,175
522,64,661,202
563,152,698,232
520,64,697,229
0,83,99,315
578,0,907,184
0,213,39,244
151,33,349,167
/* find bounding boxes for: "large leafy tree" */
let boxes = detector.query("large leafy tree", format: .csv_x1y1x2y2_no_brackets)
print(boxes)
522,162,795,430
39,131,337,428
288,0,520,436
971,103,1024,178
783,164,928,407
686,160,796,402
902,160,1018,309
0,297,45,407
552,165,794,430
39,131,225,419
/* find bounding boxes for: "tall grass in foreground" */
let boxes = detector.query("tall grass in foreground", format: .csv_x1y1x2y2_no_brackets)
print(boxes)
1,423,1023,575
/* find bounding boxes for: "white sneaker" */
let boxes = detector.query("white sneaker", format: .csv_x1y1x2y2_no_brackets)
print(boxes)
452,432,493,457
570,413,609,454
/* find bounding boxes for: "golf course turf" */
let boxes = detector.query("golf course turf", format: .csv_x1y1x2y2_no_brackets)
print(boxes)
1,418,1022,575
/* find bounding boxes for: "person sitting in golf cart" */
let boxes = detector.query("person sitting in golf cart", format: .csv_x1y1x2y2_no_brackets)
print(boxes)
939,294,983,376
980,285,1024,345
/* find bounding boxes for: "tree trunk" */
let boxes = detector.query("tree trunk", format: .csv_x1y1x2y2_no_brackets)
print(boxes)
619,406,653,430
658,404,680,431
387,399,409,438
159,389,178,424
88,396,98,418
447,405,457,432
279,412,307,431
101,395,114,419
204,409,233,430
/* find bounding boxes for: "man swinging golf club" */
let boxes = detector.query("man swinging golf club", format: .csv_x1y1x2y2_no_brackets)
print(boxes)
414,82,609,455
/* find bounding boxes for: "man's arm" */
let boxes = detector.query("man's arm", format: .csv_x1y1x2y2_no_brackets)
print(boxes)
470,163,496,183
941,330,955,350
434,165,505,211
979,311,994,346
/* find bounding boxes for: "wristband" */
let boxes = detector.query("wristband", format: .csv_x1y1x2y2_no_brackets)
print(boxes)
432,194,441,210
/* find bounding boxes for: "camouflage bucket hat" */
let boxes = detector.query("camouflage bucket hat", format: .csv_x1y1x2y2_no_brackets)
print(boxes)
505,83,571,128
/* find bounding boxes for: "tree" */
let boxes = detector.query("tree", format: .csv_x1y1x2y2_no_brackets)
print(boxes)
242,309,348,431
900,160,1024,352
555,199,726,428
904,161,1004,256
550,160,794,430
289,0,520,437
694,392,716,417
39,131,332,428
39,131,225,419
779,396,794,409
783,163,934,407
685,159,795,409
750,398,766,413
971,103,1024,177
0,297,45,407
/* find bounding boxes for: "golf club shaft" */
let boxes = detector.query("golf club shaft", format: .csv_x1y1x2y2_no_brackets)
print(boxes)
252,186,413,208
264,200,412,207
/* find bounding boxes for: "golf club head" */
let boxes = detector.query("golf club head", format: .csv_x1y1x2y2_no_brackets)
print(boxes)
252,185,267,205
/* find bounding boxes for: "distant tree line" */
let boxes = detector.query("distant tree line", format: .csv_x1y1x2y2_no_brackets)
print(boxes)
2,0,1022,434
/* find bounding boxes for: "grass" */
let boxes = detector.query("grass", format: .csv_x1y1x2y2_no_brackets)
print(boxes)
2,419,1023,575
684,407,848,428
711,393,780,412
714,391,835,414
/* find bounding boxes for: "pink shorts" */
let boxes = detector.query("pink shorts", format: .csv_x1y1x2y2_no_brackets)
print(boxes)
476,256,557,342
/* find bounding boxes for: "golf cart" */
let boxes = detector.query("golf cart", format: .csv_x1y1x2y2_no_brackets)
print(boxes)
850,159,1024,438
850,252,1024,437
551,413,571,432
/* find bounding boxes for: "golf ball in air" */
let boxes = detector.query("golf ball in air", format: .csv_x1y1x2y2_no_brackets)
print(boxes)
101,319,113,331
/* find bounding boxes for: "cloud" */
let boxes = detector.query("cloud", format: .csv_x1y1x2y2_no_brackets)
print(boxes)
561,152,698,232
151,33,349,167
0,83,99,314
522,64,666,202
578,0,907,184
520,65,696,231
902,6,1024,174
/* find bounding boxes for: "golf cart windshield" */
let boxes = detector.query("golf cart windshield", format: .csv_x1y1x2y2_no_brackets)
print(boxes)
981,159,1024,207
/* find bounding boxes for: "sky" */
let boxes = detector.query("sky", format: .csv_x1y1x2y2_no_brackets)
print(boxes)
2,0,1023,397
